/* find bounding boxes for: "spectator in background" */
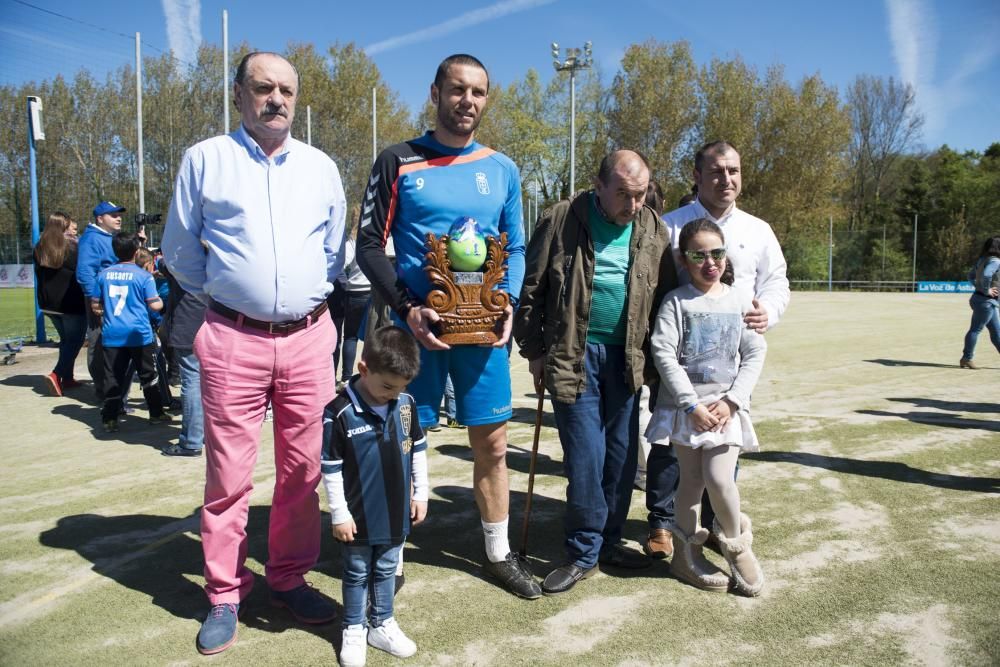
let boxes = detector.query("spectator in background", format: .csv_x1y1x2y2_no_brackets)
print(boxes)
337,207,372,392
135,248,175,411
33,212,87,397
77,201,126,400
92,233,169,433
959,236,1000,369
158,261,207,457
633,181,666,494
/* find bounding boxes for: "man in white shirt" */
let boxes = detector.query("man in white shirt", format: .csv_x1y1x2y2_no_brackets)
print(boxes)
644,141,790,559
161,52,346,655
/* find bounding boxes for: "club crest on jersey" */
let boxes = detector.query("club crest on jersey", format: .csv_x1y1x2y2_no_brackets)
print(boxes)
400,403,412,434
475,172,490,195
401,438,413,454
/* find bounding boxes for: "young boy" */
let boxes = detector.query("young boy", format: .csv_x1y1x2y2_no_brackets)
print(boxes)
321,326,428,667
92,233,169,433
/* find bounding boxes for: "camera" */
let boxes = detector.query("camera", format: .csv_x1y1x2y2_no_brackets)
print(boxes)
134,213,162,226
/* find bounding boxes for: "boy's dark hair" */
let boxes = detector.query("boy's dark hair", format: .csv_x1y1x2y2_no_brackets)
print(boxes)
112,233,140,262
678,218,735,286
434,53,489,92
363,326,421,380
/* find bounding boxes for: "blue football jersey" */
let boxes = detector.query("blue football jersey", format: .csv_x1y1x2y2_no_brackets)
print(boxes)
96,262,159,347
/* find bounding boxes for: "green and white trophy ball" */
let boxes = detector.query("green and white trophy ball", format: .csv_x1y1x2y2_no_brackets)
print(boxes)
447,216,487,272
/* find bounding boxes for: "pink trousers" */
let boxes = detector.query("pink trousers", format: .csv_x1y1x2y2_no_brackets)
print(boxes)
195,308,335,604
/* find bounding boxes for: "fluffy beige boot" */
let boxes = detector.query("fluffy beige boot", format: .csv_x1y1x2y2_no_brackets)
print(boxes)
667,524,730,592
712,513,764,597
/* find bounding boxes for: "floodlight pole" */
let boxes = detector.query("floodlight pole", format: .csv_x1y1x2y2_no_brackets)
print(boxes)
828,215,833,292
372,87,377,164
223,10,230,132
552,41,592,197
306,105,312,146
135,32,144,213
27,97,45,342
911,213,918,291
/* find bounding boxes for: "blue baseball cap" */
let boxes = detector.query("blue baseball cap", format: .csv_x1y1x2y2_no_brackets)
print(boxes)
93,201,126,217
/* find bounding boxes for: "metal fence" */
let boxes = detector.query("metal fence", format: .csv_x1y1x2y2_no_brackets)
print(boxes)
790,280,917,292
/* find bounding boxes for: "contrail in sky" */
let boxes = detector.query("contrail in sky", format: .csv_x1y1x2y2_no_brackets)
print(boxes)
161,0,202,68
364,0,556,56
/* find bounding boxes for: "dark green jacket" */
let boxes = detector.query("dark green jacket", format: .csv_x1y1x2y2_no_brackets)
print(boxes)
513,192,677,403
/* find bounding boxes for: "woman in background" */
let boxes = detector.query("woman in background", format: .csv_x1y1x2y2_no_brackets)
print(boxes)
33,212,87,396
959,236,1000,369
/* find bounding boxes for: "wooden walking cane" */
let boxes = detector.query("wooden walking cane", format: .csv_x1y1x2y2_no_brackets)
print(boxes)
519,383,545,557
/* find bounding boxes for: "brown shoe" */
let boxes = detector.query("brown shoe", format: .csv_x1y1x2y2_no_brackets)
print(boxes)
959,358,978,369
643,528,673,559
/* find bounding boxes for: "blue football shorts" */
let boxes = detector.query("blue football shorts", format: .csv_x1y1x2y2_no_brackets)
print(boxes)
408,344,512,427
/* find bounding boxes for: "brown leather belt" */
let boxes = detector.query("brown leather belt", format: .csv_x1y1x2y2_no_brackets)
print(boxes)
208,299,329,336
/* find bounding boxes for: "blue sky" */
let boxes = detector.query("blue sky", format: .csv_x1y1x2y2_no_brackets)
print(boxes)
2,0,997,152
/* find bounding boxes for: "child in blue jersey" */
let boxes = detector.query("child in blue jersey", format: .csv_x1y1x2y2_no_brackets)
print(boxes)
92,233,169,433
321,326,428,667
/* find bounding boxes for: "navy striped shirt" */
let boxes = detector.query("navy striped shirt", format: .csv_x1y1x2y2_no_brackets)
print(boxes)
321,378,427,545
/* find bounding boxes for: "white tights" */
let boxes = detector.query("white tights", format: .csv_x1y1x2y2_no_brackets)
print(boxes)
674,443,741,538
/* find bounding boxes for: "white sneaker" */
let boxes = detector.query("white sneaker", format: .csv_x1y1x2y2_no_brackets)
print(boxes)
340,625,367,666
368,617,416,658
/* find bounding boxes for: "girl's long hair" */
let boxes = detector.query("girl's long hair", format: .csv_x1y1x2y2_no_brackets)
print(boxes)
678,218,735,286
35,212,74,269
979,236,1000,259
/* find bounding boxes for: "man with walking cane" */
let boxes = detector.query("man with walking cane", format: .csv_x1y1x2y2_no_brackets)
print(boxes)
513,150,676,594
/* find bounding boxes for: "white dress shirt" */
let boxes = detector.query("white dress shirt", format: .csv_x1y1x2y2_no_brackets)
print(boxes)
162,125,346,322
662,200,790,330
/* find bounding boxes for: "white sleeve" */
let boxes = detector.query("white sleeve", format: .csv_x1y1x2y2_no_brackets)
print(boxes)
324,160,348,286
321,469,353,526
411,449,429,502
754,223,790,330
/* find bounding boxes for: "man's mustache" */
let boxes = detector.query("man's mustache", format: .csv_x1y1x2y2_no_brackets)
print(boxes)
263,106,287,117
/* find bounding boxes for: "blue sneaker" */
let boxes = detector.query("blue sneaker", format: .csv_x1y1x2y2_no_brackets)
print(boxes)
269,583,336,624
197,603,239,655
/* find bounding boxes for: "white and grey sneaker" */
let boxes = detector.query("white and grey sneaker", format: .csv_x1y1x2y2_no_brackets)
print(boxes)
340,624,367,666
368,617,416,658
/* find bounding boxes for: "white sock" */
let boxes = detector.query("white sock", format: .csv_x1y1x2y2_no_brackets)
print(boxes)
482,517,511,563
396,544,405,576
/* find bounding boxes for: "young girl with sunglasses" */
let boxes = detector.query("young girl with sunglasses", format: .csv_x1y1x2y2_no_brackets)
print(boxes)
646,218,767,596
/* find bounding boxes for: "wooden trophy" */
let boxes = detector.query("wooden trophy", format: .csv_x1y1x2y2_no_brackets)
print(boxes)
422,230,510,345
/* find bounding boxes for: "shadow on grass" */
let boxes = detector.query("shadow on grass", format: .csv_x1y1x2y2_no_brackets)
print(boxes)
508,404,557,428
434,443,563,477
0,372,96,400
887,397,1000,415
51,402,179,450
38,507,342,646
863,358,957,368
743,451,1000,493
403,484,663,586
856,408,1000,432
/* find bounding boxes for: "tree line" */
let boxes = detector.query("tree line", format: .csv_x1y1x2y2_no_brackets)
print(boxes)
1,39,996,282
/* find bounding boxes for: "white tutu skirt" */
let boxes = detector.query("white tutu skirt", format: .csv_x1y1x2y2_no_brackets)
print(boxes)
645,405,759,452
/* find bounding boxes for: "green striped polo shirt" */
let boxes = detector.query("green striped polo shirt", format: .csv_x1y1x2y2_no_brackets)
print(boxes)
587,193,632,344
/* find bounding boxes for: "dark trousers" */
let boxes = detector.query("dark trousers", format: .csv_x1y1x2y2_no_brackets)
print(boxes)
328,283,346,377
85,310,105,400
46,313,87,381
340,290,370,381
101,344,164,421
